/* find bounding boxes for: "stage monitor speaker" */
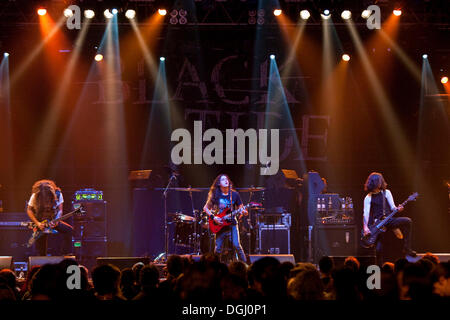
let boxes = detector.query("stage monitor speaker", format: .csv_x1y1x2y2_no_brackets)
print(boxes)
328,256,377,269
96,257,151,270
28,256,76,269
314,225,357,264
249,254,295,264
179,254,202,262
0,256,13,270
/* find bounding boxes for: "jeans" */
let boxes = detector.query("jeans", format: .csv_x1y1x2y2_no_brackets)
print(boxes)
215,224,246,262
35,221,73,256
375,217,412,264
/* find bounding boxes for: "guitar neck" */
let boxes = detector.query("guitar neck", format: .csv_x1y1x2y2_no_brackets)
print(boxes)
378,198,409,228
225,204,249,219
52,209,79,223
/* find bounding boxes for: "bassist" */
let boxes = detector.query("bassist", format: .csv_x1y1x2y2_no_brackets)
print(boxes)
363,172,416,264
203,174,248,262
26,180,73,256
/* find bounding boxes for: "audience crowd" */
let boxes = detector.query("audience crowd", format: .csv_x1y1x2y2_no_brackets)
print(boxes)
0,252,449,302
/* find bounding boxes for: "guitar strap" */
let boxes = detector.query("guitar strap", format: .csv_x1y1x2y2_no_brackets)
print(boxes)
382,190,386,218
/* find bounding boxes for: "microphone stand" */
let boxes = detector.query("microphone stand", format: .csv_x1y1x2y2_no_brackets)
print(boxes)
187,186,199,255
163,174,176,262
247,186,254,255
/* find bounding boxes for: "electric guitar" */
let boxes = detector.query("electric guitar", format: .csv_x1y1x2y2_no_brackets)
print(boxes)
209,202,261,234
25,206,85,247
360,192,418,248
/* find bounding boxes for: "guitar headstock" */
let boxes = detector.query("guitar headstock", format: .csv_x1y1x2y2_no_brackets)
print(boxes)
407,192,419,202
74,205,86,216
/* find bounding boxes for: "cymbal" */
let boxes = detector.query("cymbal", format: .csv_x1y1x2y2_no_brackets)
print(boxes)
167,187,203,192
236,187,266,192
170,213,196,222
168,212,182,216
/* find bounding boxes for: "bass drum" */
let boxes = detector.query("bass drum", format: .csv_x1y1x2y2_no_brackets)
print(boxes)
199,229,215,254
174,221,195,248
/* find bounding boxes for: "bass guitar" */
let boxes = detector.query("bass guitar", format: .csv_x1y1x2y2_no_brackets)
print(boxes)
25,206,85,247
209,202,261,234
360,192,418,248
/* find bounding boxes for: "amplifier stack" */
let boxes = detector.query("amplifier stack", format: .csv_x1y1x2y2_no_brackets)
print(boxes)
312,193,356,263
72,188,107,271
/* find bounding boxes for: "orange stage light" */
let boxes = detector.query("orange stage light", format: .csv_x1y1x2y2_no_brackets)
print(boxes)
37,8,47,16
441,76,449,84
273,9,282,16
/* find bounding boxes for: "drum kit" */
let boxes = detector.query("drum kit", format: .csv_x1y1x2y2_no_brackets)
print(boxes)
166,186,266,256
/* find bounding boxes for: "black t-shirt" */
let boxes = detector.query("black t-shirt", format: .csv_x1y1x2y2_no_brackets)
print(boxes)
212,190,242,226
369,192,389,225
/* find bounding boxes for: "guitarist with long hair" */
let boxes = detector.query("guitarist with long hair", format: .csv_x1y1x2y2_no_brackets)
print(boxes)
362,172,416,264
203,174,248,263
26,179,73,256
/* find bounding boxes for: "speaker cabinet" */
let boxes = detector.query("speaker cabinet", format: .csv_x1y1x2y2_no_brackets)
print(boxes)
249,254,295,264
0,256,13,269
0,229,33,261
259,226,290,254
73,238,107,272
313,225,357,263
73,221,107,238
96,257,150,270
74,201,107,221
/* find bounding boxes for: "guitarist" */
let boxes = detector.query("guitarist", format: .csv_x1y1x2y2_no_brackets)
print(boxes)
26,180,73,256
362,172,416,264
203,174,248,263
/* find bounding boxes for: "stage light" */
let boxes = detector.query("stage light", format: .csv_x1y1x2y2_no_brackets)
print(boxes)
422,54,428,59
4,52,9,57
393,9,402,16
104,9,113,19
342,54,350,61
64,8,74,18
321,9,331,20
158,9,167,16
361,10,371,19
300,10,310,20
442,76,449,84
84,10,95,19
37,8,47,16
112,9,118,15
273,9,282,16
125,9,136,19
341,10,351,20
270,54,275,60
160,57,165,62
95,54,103,62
